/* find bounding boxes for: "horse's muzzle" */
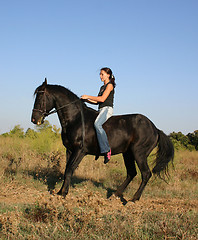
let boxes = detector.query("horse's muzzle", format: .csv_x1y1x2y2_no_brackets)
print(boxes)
31,112,44,125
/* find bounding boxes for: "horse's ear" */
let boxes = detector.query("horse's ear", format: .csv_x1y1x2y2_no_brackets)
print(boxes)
41,78,47,88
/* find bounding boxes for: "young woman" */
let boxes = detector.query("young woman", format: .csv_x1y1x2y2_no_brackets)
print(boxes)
81,67,116,164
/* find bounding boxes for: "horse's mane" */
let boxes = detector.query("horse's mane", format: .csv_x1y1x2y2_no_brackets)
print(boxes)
34,83,97,114
34,84,79,99
47,84,79,99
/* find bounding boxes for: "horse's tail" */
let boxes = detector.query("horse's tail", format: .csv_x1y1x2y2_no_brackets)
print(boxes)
152,130,174,179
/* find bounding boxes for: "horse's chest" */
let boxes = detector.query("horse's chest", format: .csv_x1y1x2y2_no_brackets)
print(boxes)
61,133,73,148
61,128,81,149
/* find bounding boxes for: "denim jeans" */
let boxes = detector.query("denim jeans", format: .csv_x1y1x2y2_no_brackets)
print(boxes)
94,106,113,154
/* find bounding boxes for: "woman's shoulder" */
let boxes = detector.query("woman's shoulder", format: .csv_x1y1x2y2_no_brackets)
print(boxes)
106,82,114,90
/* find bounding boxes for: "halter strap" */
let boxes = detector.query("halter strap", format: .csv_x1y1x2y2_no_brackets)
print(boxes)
45,99,80,116
33,91,85,149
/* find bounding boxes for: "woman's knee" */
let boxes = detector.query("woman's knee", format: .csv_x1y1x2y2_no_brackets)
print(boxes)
94,120,102,131
94,120,98,128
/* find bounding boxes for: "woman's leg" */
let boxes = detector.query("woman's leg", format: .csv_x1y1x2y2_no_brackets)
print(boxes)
94,107,113,154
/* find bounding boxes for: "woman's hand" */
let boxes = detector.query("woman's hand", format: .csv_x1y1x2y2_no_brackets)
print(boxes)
81,95,89,100
81,95,98,104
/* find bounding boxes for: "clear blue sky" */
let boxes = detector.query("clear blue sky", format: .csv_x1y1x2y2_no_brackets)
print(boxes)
0,0,197,135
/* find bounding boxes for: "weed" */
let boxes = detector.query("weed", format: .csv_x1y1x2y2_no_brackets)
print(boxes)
0,136,197,239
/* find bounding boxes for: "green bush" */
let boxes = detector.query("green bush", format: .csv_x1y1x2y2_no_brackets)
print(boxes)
169,131,197,151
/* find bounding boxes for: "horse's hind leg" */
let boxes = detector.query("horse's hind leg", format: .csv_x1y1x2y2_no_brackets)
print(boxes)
131,150,152,202
115,150,137,198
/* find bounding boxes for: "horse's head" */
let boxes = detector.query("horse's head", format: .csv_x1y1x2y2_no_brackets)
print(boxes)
31,78,54,125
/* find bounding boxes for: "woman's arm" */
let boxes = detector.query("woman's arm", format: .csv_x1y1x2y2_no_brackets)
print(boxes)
81,83,113,103
82,98,98,104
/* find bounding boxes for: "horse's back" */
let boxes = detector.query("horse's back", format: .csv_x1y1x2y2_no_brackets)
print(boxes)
83,110,159,155
104,113,159,154
106,113,157,133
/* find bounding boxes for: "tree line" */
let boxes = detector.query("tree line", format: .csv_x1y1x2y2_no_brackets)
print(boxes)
1,121,198,151
169,131,198,151
1,121,60,139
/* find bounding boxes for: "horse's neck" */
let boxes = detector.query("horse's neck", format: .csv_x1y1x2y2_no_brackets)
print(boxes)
51,88,98,131
53,93,81,129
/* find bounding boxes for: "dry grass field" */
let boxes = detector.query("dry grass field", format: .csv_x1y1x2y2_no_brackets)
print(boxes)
0,136,197,239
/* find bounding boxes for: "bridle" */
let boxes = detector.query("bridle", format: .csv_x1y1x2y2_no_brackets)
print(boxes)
33,90,85,149
32,90,48,117
33,90,80,117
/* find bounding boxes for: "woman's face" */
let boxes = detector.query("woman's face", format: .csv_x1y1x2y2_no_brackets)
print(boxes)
100,70,110,83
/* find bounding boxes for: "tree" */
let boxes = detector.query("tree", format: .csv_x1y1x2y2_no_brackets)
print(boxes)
35,120,52,132
169,131,195,151
187,130,198,150
25,128,38,139
52,125,61,137
9,125,24,138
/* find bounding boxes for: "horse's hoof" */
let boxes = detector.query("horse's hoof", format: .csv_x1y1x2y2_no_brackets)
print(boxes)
95,155,99,160
114,192,128,205
57,191,62,196
130,197,139,203
57,190,66,198
114,191,123,198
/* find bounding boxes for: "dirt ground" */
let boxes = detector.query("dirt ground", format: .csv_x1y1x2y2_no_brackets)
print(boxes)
0,180,197,215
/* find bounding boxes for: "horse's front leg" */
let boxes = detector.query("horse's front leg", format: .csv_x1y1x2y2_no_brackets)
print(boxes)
57,149,85,197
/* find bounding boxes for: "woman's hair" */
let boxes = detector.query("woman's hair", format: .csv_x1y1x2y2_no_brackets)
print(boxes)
100,67,116,88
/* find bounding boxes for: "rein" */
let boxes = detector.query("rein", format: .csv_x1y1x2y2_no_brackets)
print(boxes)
33,90,85,149
46,99,80,117
33,90,80,116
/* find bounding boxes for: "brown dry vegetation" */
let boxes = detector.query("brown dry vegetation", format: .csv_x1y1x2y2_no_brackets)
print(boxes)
0,136,197,239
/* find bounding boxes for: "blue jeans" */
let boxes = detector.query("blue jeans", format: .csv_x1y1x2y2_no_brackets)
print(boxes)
94,106,113,154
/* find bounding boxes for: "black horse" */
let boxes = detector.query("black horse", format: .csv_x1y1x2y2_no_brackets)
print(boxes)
31,79,174,202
